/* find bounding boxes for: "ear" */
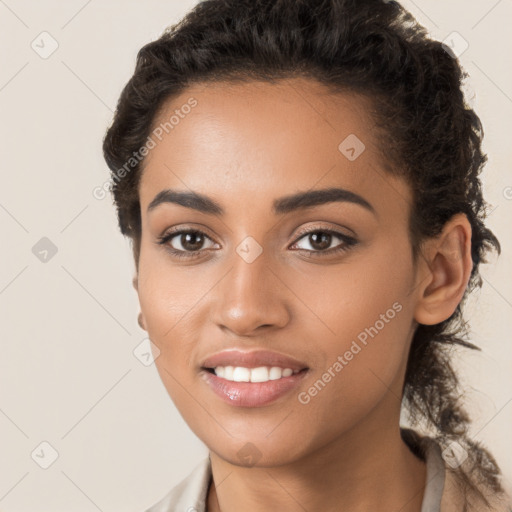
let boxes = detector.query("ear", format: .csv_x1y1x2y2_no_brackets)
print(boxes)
132,274,147,331
413,213,473,325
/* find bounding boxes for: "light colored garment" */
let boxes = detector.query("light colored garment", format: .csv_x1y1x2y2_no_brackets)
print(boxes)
143,437,510,512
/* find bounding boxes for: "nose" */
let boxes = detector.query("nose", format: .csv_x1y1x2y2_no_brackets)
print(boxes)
212,250,291,337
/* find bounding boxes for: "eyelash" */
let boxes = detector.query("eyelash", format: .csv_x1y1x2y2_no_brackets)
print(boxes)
155,226,358,260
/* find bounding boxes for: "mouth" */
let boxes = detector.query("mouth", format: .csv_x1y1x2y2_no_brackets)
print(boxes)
198,349,310,407
199,366,310,407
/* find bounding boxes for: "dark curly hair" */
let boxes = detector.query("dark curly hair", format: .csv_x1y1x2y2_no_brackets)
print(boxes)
102,0,504,505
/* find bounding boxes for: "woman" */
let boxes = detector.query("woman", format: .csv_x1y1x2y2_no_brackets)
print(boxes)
102,0,512,510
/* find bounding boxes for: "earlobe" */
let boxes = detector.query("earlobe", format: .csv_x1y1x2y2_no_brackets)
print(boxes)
138,311,147,330
413,213,473,326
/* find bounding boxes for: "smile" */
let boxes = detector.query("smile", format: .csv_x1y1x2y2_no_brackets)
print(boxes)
200,367,309,407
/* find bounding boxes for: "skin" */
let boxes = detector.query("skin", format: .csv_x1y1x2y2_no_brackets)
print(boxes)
133,77,473,512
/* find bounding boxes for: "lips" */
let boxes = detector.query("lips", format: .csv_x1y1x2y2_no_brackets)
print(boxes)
201,349,309,372
200,368,309,407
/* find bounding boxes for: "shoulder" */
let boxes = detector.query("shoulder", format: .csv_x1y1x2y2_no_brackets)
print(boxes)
408,431,512,512
143,456,212,512
441,467,512,512
441,465,512,512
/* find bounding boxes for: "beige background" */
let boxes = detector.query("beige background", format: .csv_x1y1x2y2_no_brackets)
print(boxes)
0,0,511,510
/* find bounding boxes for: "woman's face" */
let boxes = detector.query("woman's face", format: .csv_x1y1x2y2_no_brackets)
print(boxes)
136,78,422,466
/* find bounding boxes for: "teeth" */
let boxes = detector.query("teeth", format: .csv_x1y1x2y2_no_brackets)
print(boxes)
212,366,299,382
233,366,250,382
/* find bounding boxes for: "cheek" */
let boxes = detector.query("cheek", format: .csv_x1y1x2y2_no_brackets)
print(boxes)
137,264,202,416
137,249,208,339
296,234,413,354
136,256,198,384
296,237,414,418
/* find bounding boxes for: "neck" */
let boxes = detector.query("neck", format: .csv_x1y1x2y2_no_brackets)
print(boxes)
207,393,427,512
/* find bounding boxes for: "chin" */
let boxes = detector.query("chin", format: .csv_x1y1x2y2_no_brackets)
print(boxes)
208,436,307,469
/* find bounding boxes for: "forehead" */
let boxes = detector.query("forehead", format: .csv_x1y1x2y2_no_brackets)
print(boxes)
138,78,410,218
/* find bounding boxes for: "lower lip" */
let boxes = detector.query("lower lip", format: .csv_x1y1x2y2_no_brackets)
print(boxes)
200,369,309,407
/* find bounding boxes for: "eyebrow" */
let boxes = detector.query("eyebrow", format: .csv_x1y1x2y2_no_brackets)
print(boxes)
147,187,376,216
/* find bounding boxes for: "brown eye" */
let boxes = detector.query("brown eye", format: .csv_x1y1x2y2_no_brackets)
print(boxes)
157,229,217,258
291,229,357,256
305,231,332,251
177,232,206,251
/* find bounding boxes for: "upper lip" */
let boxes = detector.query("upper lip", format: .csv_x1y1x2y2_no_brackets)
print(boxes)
201,349,309,371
